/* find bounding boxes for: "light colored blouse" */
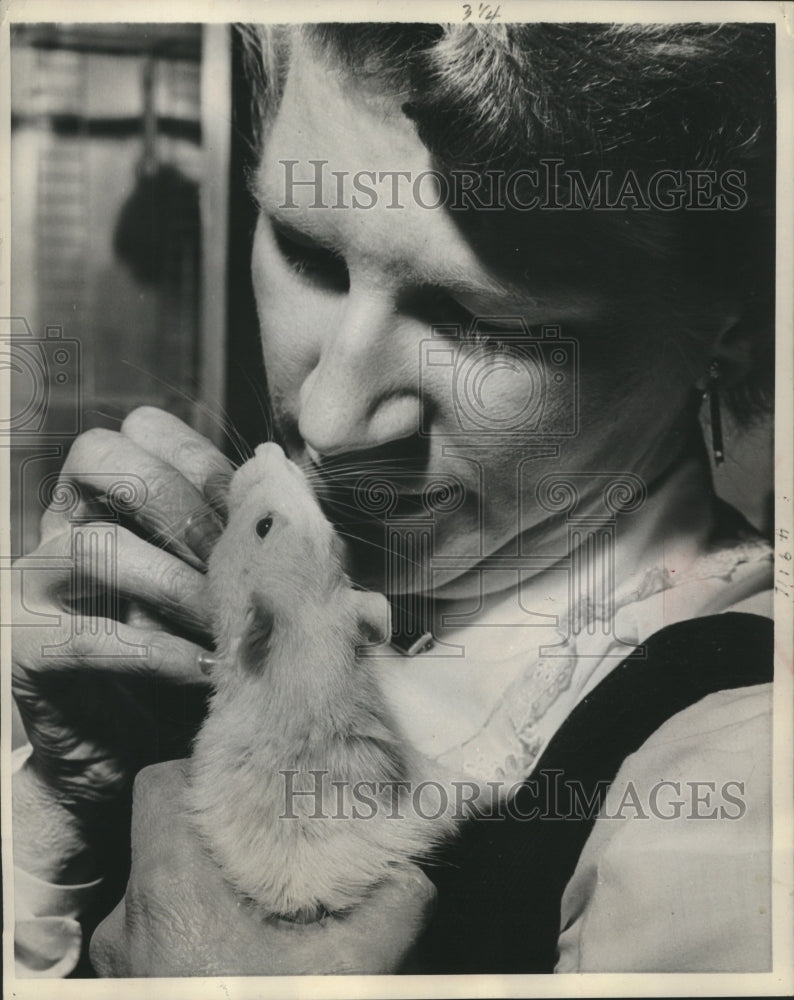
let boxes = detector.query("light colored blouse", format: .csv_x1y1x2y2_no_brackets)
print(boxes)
556,682,772,972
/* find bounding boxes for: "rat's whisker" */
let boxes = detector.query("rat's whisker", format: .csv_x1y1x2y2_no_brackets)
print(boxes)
303,457,427,478
145,503,223,561
85,409,125,427
234,362,276,445
332,526,425,568
119,361,253,467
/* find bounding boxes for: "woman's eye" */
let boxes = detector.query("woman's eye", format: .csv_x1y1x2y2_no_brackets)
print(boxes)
271,220,349,291
420,289,523,353
408,286,474,329
255,516,273,539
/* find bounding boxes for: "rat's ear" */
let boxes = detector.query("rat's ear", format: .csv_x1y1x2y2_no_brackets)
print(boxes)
238,596,274,673
351,589,391,646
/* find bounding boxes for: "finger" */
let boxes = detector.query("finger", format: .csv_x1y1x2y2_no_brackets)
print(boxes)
367,863,437,914
39,492,107,544
125,600,171,630
89,900,130,977
13,620,210,686
16,526,212,637
333,864,436,970
122,761,269,977
121,406,234,503
40,428,222,570
71,524,211,636
128,761,220,901
39,428,140,541
249,864,437,974
131,760,190,828
121,407,234,534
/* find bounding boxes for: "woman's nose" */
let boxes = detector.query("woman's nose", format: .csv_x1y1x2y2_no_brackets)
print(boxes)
297,288,421,456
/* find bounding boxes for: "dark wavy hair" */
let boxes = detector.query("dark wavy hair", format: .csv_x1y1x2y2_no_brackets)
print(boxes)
238,22,775,425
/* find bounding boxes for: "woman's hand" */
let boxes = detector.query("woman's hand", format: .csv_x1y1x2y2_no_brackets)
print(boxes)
12,408,233,872
89,760,437,977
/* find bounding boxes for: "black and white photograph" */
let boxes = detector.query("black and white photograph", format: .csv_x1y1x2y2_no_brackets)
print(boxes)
2,1,792,995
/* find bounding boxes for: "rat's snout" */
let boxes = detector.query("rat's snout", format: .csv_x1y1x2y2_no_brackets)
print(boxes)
225,441,320,540
225,444,286,515
254,442,286,465
253,442,311,493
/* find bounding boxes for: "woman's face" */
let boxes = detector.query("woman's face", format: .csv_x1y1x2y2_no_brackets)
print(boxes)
250,40,704,597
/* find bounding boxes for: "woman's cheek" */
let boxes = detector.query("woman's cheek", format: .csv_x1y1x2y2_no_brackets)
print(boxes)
253,252,321,391
259,313,313,412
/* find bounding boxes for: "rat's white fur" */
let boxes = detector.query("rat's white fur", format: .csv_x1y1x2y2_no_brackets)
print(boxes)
188,444,457,919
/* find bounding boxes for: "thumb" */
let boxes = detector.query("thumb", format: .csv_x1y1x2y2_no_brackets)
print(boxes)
331,865,437,972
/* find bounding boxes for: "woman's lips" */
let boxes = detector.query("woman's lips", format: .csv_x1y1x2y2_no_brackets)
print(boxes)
300,452,429,501
297,442,470,526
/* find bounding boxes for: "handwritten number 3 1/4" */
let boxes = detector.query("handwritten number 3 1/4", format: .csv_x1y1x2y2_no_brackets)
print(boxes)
463,3,502,21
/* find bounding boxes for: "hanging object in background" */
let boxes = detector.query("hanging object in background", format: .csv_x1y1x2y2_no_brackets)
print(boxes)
113,164,200,287
113,54,201,288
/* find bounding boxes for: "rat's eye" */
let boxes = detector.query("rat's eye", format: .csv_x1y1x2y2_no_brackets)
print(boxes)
255,516,273,539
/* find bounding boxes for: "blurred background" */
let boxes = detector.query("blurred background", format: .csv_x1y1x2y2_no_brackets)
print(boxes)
8,22,266,557
7,22,773,560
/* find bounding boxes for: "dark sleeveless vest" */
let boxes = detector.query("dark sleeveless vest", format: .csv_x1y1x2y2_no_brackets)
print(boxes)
413,612,774,973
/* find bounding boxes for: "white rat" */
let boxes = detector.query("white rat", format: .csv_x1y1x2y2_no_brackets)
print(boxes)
188,443,456,920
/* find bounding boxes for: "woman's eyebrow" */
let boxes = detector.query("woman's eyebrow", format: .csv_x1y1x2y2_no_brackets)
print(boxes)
409,260,531,306
268,210,345,258
254,172,531,303
249,166,340,242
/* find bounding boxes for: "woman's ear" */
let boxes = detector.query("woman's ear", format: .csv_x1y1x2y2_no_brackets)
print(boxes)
696,315,755,392
351,589,392,646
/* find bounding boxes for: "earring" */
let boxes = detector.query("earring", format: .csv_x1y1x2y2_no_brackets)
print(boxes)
705,360,725,466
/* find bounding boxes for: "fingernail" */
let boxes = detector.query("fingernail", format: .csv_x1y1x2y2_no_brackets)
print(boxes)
185,511,223,563
198,652,218,675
